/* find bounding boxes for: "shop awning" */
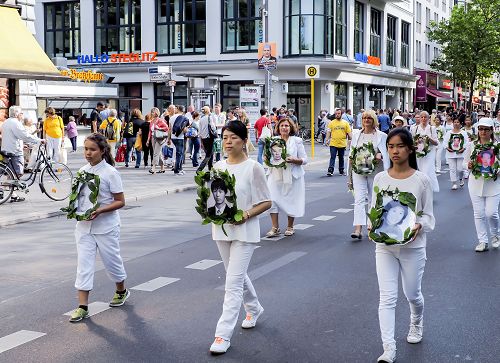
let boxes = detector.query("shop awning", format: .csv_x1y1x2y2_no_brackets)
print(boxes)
0,6,65,80
426,88,452,100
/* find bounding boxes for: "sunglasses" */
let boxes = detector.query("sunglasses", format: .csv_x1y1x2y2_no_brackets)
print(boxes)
478,127,492,131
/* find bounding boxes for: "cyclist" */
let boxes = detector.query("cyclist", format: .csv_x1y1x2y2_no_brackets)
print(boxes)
0,105,45,202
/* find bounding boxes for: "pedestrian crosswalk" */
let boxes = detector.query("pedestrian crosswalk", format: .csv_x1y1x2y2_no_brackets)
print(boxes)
131,277,180,292
0,330,46,354
313,215,336,221
63,301,111,317
185,259,222,270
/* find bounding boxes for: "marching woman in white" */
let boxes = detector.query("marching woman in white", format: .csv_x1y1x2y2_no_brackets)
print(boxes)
434,118,445,173
462,115,476,179
69,133,129,323
444,114,454,133
463,118,500,252
266,118,307,237
348,109,390,239
410,111,440,192
371,128,435,363
209,121,272,354
443,117,468,190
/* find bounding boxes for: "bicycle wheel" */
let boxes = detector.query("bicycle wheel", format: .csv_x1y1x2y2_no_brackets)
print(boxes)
0,164,15,205
40,162,73,201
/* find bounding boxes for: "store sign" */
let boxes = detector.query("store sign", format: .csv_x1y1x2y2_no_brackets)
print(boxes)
60,69,105,83
438,78,453,90
416,70,427,102
369,86,385,93
240,86,261,122
427,72,437,90
355,53,381,66
386,88,396,97
77,52,158,64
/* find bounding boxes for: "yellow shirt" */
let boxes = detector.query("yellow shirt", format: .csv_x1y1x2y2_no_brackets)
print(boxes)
100,117,122,143
327,119,351,148
43,115,64,138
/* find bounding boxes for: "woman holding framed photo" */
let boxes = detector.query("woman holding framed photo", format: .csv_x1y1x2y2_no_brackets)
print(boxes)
370,128,435,363
443,117,468,190
265,118,308,237
146,107,169,174
348,109,390,240
463,118,500,252
209,121,271,355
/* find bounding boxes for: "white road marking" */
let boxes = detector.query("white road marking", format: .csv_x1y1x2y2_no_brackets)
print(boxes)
312,215,336,221
0,330,46,354
293,224,314,230
333,208,353,213
185,259,222,270
255,245,262,249
64,301,110,317
131,277,180,292
261,235,286,241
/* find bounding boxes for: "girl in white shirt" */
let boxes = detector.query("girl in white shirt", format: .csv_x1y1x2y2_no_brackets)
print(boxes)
209,121,272,355
443,117,469,190
371,128,435,363
68,133,129,323
462,115,476,180
463,118,500,252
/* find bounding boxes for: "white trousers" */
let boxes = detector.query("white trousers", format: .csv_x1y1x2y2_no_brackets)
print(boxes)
108,141,117,158
46,136,61,163
447,158,464,183
352,172,375,226
468,192,500,244
376,246,426,347
75,227,127,291
435,144,443,171
215,240,262,340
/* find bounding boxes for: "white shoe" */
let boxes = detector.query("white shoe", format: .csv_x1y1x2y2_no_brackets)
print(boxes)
407,323,423,344
451,184,458,190
377,344,396,362
210,337,230,354
475,242,489,252
241,307,264,329
492,236,500,249
459,179,465,187
266,227,281,237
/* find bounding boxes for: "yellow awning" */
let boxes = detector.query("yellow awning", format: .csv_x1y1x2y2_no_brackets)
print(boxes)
0,6,64,80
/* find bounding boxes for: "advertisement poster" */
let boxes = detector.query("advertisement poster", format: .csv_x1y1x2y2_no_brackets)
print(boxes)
240,86,261,124
257,42,277,70
416,70,427,103
0,78,10,122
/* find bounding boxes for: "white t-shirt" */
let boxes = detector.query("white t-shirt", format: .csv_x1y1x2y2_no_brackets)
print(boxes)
76,159,124,234
169,114,185,140
212,158,271,243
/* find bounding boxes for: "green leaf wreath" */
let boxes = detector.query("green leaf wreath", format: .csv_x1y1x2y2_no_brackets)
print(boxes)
61,171,100,221
470,142,500,181
436,128,444,142
414,134,431,158
448,133,465,153
194,169,244,236
264,137,287,169
367,186,423,245
350,142,378,175
462,128,477,142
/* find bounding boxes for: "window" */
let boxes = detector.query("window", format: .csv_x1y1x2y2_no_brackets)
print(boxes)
95,0,141,53
334,82,347,109
433,46,439,61
442,0,446,11
370,8,381,58
401,21,410,68
335,0,347,55
434,12,438,24
156,0,206,54
425,43,431,64
434,0,439,7
426,7,430,32
416,40,422,62
44,2,80,58
155,82,188,110
386,16,396,66
284,0,335,56
354,2,364,55
416,2,421,33
222,0,262,52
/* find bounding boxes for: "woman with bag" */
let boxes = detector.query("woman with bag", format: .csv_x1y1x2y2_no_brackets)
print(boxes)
188,111,201,167
197,106,217,172
147,107,168,174
123,108,144,168
140,113,153,168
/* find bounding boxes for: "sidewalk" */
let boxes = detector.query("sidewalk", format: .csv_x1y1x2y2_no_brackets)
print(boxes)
0,140,331,228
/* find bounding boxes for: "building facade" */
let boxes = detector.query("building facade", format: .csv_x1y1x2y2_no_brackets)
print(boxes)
34,0,417,126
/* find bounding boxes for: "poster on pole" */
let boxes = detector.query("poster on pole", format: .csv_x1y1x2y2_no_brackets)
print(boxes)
257,42,277,70
240,86,262,124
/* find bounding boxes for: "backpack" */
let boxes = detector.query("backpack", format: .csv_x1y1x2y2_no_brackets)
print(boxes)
105,118,117,140
172,115,189,137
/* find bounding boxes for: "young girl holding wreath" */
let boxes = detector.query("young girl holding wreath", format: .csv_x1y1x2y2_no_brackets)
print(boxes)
370,128,435,363
347,109,390,240
209,121,272,355
67,133,129,322
443,117,468,190
462,118,500,252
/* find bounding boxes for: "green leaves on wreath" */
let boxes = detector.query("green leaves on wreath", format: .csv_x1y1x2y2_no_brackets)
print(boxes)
61,171,100,221
414,134,431,158
470,141,500,181
264,137,288,169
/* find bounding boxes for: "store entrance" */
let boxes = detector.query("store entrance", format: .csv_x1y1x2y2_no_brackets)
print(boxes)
287,95,310,130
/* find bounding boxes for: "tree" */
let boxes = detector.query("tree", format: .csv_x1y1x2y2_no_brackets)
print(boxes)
428,0,500,111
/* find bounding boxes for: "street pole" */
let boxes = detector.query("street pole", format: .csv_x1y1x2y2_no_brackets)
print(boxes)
261,0,271,110
311,78,315,159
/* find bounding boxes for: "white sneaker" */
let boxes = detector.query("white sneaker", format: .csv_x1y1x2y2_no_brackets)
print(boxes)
407,323,423,344
210,337,230,354
377,344,396,363
475,242,489,252
451,184,458,190
241,307,264,329
266,227,281,237
492,236,500,249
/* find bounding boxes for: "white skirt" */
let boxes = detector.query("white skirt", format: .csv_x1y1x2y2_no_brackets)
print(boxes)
417,148,440,192
268,176,305,217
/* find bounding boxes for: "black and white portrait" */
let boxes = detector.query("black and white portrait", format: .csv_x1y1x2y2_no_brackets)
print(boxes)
207,178,236,218
270,143,285,166
76,183,93,216
373,199,416,242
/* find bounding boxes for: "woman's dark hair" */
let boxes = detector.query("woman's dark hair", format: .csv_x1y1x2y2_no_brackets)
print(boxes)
85,133,115,166
383,200,409,225
222,120,248,141
192,111,199,119
386,128,418,170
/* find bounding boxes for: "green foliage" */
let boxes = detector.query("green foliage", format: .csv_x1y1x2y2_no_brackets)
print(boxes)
61,171,100,221
470,141,500,181
414,135,431,158
264,137,288,169
350,142,378,175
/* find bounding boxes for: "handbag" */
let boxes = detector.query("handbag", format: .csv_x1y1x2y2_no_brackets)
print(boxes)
115,145,126,162
162,144,173,159
259,125,272,139
59,147,68,165
134,134,142,151
154,129,168,140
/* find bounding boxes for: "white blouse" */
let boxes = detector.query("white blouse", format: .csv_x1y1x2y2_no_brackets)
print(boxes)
212,159,271,243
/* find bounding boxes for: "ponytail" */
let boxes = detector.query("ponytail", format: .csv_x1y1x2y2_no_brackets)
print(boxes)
86,133,115,166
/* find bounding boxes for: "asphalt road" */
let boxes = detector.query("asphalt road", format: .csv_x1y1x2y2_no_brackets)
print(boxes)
1,166,500,363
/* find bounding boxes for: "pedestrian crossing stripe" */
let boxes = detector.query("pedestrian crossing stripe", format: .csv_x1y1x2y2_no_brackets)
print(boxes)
0,330,46,354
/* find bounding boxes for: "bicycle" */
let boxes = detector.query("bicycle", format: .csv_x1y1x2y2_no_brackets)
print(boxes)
0,144,73,205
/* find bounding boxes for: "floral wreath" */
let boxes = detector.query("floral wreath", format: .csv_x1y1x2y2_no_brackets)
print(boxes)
61,171,100,221
436,128,444,142
448,133,465,153
350,141,377,175
414,134,431,158
194,169,244,236
470,141,500,181
462,127,477,142
367,186,423,245
264,137,287,169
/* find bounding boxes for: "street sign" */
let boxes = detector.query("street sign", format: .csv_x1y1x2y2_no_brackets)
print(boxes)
253,80,266,85
158,65,172,74
150,73,171,82
168,80,177,87
305,64,320,79
148,67,158,74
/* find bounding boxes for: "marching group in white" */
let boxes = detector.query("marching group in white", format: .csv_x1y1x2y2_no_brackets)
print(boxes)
65,105,498,361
